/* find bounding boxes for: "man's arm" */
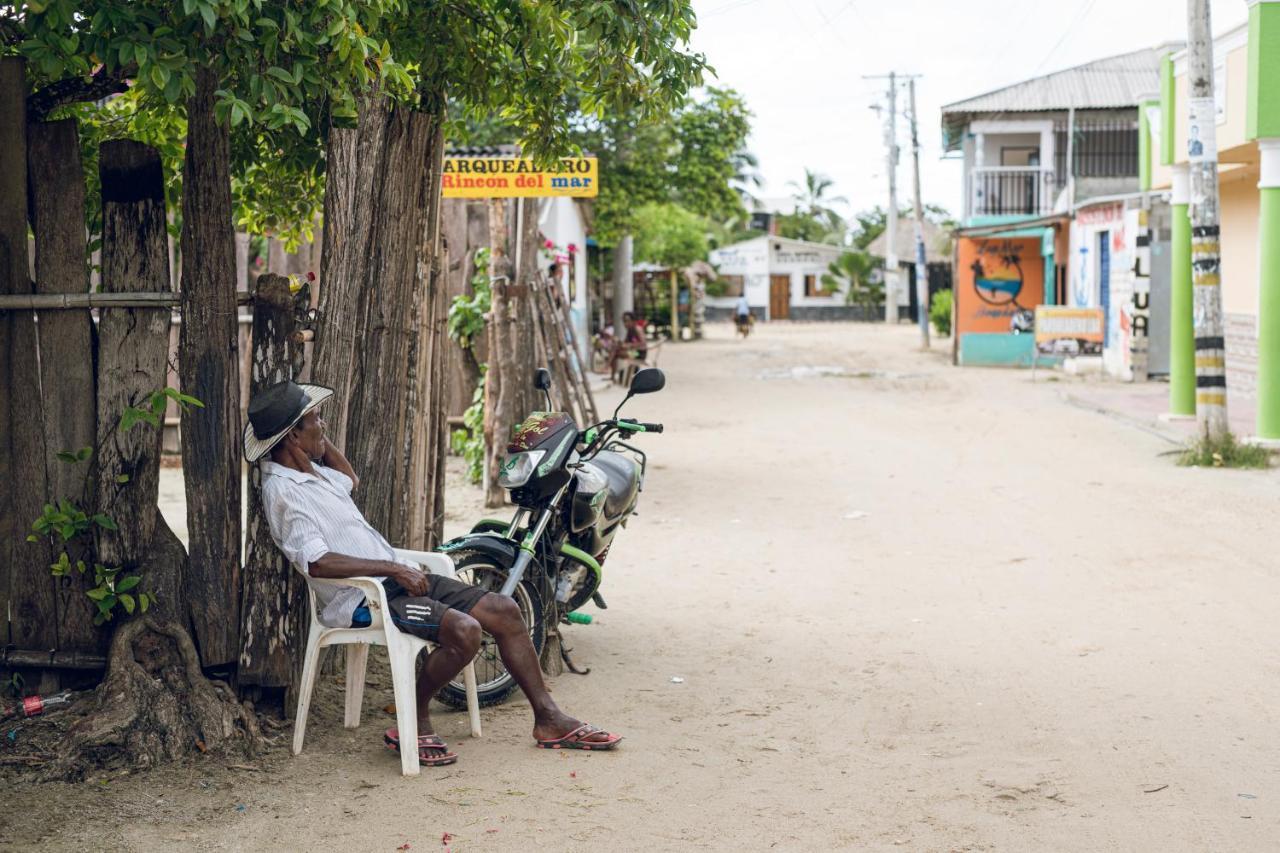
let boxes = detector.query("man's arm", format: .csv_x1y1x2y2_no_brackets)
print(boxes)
310,552,429,596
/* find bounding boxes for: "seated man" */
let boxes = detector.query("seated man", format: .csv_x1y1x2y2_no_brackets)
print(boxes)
609,311,648,377
244,380,621,766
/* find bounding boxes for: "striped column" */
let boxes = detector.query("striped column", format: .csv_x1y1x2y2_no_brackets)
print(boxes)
1169,164,1196,416
1257,139,1280,437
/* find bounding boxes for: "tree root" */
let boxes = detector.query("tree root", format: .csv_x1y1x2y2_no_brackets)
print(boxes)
41,616,266,781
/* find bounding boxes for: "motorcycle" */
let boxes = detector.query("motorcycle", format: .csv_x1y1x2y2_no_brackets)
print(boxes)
434,365,666,708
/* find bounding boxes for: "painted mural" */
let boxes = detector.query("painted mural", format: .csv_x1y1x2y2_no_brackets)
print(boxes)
955,237,1045,337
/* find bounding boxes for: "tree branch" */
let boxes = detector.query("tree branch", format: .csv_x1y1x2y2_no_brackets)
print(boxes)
26,66,135,122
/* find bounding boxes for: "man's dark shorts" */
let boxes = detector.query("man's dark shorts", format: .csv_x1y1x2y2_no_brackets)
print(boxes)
353,575,487,642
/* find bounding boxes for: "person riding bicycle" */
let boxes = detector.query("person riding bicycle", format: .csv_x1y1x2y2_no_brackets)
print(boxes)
734,294,752,333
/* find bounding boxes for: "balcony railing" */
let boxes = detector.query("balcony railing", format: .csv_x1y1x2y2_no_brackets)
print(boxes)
968,166,1056,218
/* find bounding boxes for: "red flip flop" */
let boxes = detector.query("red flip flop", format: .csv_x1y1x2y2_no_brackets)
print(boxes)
536,723,622,751
384,728,458,766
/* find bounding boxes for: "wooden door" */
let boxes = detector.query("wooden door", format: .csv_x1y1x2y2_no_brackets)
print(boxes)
770,274,791,320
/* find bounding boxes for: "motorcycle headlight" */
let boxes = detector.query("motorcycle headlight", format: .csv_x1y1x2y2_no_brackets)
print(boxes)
499,450,546,488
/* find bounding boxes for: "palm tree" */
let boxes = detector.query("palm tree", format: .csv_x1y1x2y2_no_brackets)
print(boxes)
821,250,881,313
788,168,847,223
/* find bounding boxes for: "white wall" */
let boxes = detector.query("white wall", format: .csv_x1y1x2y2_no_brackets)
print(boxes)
709,237,769,310
539,198,590,361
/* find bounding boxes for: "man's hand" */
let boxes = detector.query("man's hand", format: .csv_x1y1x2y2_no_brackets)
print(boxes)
391,562,430,596
281,433,316,474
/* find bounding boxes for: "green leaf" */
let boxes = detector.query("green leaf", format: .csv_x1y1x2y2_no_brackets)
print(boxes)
55,450,79,463
93,514,118,531
139,593,151,613
26,534,37,542
116,575,141,592
86,587,109,601
116,474,130,484
200,3,217,31
119,593,135,615
76,446,93,462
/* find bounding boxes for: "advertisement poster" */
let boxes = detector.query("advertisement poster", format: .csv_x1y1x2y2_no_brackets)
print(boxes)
955,237,1045,337
1034,306,1104,356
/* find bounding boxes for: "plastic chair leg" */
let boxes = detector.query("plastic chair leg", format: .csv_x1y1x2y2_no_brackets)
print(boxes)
463,662,482,738
292,635,322,755
387,643,421,776
344,644,369,729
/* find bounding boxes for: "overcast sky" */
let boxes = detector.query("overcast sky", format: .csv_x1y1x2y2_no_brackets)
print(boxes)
687,0,1250,220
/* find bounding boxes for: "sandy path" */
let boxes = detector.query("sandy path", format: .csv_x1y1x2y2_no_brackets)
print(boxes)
7,322,1280,852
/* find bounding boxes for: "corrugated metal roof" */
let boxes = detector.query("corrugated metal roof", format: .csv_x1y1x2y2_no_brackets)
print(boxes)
941,48,1164,116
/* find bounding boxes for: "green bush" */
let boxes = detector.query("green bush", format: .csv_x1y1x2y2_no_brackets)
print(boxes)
1177,432,1271,469
929,290,953,337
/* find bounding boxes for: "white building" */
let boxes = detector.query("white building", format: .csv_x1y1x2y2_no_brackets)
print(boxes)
538,197,591,362
707,235,847,321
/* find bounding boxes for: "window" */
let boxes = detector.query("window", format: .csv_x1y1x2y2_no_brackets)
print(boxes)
720,275,745,297
804,274,822,297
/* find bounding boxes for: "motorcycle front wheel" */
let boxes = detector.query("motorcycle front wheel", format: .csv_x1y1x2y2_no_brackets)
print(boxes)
436,549,547,709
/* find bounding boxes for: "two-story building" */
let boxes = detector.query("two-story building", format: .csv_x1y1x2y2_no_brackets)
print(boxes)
1148,0,1280,439
941,48,1168,369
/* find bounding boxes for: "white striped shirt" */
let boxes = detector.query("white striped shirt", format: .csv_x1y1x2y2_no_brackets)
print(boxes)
260,460,415,627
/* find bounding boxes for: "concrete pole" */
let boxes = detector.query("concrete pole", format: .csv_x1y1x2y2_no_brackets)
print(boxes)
908,79,931,348
1186,0,1230,439
1256,139,1280,437
1170,164,1196,416
885,72,899,324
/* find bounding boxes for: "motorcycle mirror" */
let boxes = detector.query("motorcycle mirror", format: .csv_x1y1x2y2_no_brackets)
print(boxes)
533,368,552,391
628,368,665,395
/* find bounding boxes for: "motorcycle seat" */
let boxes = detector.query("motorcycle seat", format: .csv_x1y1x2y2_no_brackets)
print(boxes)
589,451,641,519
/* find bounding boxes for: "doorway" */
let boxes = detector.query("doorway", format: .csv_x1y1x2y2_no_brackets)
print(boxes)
770,275,791,320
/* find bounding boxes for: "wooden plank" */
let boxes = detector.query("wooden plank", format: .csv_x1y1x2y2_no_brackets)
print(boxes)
0,57,57,661
27,116,104,655
0,292,254,309
95,140,184,616
239,274,310,694
178,67,242,666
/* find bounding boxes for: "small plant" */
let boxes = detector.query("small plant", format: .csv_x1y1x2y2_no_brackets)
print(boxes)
1177,432,1271,469
447,248,492,350
450,367,487,484
3,672,23,699
929,290,953,337
24,387,202,625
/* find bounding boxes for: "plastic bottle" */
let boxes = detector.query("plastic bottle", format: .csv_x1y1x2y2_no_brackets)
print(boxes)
1,689,76,722
566,612,593,625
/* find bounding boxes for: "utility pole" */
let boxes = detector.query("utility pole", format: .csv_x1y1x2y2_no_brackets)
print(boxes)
1186,0,1229,440
885,72,898,325
908,78,930,348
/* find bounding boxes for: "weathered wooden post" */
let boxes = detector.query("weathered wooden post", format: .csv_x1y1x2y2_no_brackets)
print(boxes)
95,139,188,616
239,274,312,705
27,115,104,659
0,57,58,682
179,66,243,667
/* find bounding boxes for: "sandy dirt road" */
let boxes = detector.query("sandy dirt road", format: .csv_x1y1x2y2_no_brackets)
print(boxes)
7,322,1280,851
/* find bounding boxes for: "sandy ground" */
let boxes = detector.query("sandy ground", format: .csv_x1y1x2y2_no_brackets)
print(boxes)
6,322,1280,852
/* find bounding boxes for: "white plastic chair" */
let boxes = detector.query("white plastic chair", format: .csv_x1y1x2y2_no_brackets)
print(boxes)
291,548,482,776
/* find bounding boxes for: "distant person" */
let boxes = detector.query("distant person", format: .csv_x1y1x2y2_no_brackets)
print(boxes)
735,294,752,337
610,311,648,375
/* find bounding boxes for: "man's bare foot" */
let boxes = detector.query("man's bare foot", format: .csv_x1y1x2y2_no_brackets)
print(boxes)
533,712,622,749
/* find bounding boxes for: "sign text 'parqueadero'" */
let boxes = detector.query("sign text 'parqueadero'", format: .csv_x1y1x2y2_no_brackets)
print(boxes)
442,157,598,198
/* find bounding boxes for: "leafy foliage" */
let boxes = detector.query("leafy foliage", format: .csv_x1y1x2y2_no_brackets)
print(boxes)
929,290,953,336
447,248,492,351
631,202,708,270
821,250,880,309
450,367,488,485
23,387,202,625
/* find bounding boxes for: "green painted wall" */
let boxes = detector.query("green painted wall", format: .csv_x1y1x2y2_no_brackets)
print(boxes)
1170,201,1195,416
959,333,1037,368
1138,99,1157,190
1258,187,1280,437
1160,54,1177,165
1247,1,1280,140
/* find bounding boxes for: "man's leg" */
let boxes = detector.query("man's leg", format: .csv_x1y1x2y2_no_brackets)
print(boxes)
469,593,617,744
412,609,481,743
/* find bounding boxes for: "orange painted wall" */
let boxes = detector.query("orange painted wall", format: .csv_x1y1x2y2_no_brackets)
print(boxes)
955,237,1046,335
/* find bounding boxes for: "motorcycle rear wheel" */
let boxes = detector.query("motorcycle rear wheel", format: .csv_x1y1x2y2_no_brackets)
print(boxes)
436,550,547,709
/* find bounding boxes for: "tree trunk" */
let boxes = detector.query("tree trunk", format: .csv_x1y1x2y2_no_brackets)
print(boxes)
238,274,311,705
178,66,242,667
96,140,185,616
0,57,56,670
314,91,448,547
27,115,105,658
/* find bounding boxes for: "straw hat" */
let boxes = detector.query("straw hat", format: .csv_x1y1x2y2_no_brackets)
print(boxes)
242,380,334,463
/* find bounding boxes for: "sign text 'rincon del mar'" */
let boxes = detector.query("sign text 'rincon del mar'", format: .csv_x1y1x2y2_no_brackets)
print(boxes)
441,157,598,198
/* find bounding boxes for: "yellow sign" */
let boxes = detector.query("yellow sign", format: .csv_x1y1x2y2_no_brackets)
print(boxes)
441,157,598,199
